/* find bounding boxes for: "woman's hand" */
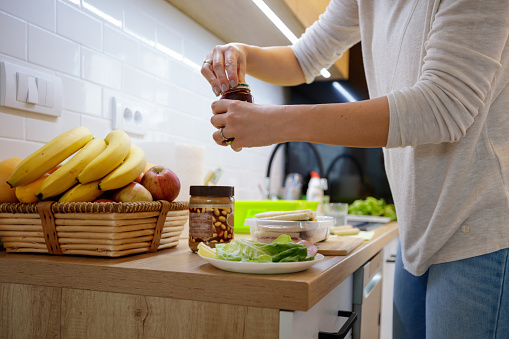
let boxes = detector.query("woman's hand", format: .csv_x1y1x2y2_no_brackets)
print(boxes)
201,44,247,97
210,99,283,151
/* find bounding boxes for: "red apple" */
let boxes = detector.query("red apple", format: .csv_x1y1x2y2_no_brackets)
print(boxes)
113,182,153,202
140,166,180,202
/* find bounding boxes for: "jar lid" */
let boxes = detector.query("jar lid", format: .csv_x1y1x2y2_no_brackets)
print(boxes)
190,185,234,197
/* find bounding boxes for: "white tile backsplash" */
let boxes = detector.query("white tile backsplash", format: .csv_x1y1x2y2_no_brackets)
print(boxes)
0,0,285,201
0,0,55,32
81,47,122,89
0,12,26,59
60,74,103,116
28,25,80,76
57,2,102,51
0,112,25,139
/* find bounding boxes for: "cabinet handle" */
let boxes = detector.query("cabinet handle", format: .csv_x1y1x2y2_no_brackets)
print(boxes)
318,310,357,339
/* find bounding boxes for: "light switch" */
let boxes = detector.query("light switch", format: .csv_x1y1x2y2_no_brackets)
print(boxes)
26,76,38,104
45,80,54,108
16,72,28,102
1,60,62,117
37,78,47,106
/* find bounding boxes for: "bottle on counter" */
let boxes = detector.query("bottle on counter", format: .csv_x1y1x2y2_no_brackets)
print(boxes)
306,171,325,215
188,185,235,252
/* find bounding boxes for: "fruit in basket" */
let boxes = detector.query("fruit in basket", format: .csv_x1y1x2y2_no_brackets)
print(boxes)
140,166,180,201
112,182,153,202
98,145,147,191
15,174,49,203
7,126,93,188
77,129,131,184
0,158,23,203
134,162,155,183
59,180,103,202
35,138,108,200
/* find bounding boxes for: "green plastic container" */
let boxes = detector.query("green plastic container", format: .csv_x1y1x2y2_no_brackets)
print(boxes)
234,200,320,234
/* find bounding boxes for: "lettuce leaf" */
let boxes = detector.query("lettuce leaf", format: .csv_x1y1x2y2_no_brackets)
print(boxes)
214,236,312,263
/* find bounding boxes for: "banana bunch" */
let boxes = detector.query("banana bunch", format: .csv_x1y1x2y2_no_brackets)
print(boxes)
7,127,148,203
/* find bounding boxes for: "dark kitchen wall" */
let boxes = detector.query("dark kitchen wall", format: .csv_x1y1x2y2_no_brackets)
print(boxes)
283,43,393,203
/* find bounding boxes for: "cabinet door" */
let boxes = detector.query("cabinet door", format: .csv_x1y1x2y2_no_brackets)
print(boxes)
380,237,398,339
279,275,354,339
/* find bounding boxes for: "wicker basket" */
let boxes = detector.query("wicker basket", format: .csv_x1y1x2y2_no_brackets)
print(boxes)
0,200,188,257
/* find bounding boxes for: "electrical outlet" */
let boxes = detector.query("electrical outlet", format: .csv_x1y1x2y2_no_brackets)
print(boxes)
111,96,147,136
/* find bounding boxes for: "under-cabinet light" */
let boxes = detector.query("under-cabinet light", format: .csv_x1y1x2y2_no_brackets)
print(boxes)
333,81,357,102
251,0,299,44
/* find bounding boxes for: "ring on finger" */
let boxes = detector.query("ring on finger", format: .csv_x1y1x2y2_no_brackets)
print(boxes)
203,59,212,65
219,127,228,142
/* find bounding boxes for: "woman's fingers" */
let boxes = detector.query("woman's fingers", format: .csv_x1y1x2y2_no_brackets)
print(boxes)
201,44,246,96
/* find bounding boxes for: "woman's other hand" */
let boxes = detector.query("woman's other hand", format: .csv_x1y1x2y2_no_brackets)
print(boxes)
201,43,247,97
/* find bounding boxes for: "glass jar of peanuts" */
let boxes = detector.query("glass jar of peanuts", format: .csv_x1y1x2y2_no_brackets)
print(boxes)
189,185,235,252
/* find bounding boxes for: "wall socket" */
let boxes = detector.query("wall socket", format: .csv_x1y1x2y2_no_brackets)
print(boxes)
111,96,147,136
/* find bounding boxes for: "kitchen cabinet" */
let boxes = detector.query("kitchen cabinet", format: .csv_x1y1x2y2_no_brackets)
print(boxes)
380,237,398,339
0,223,397,338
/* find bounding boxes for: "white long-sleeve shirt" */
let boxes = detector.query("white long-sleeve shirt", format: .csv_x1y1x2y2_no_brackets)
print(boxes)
292,0,509,275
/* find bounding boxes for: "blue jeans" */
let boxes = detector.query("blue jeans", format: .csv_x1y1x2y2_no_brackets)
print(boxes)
393,244,509,339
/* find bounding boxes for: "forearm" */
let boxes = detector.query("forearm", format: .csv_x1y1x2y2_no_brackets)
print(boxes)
235,44,306,86
278,96,390,147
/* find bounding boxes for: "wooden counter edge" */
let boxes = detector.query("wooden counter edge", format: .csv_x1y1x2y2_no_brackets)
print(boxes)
0,223,398,312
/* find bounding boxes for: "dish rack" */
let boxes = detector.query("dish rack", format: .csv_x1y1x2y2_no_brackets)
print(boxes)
0,200,188,257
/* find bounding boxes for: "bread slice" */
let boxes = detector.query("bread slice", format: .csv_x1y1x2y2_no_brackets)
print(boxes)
255,209,316,221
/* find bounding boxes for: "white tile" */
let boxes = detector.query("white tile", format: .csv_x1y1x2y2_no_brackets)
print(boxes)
121,64,154,101
0,112,25,139
26,110,81,143
81,0,123,27
57,2,102,50
183,41,209,70
0,0,55,31
81,47,122,89
153,77,172,106
123,3,156,46
28,25,80,76
155,23,183,57
60,74,103,116
104,25,139,65
81,115,111,139
0,12,27,59
0,138,43,159
139,45,171,80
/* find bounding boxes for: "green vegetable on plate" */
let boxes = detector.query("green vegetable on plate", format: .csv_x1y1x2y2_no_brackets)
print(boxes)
214,234,313,263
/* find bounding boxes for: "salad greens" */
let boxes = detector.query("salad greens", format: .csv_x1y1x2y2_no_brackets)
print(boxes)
348,196,397,221
214,235,313,263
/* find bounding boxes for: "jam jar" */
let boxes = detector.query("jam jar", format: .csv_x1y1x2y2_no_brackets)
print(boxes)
188,185,234,252
221,83,253,103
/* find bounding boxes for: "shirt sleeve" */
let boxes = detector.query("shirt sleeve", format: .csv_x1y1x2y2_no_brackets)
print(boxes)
291,0,361,84
386,0,509,148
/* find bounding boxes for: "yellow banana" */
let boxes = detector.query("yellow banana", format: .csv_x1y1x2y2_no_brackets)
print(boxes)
98,145,147,191
77,129,131,184
58,181,103,202
7,126,93,188
35,138,108,200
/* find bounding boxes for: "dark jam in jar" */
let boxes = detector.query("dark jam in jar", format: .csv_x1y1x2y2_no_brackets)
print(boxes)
220,83,253,103
188,185,235,252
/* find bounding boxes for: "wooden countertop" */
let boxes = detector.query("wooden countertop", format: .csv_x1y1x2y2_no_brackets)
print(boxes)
0,222,398,312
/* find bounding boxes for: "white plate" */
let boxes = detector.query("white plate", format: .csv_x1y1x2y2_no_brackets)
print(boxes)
198,253,325,274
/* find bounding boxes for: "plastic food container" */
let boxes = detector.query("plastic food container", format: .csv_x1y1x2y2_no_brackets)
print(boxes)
234,200,320,234
245,216,334,244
